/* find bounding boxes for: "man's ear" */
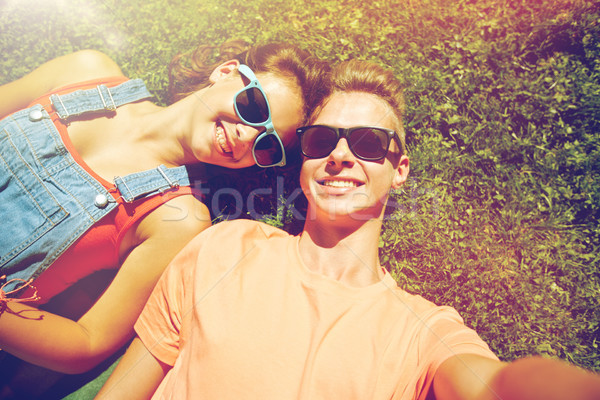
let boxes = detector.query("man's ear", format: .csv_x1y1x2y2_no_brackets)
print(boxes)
391,155,410,189
208,59,241,84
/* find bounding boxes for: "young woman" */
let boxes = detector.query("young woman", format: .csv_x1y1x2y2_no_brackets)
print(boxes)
0,39,328,392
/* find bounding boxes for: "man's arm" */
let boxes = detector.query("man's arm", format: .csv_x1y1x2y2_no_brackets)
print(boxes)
95,337,169,400
433,353,600,400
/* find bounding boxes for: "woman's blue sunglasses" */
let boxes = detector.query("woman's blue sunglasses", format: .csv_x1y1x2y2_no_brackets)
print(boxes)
234,64,286,168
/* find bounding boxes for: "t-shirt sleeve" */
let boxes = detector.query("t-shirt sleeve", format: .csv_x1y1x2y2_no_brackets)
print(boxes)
134,234,200,366
134,220,284,367
413,306,498,399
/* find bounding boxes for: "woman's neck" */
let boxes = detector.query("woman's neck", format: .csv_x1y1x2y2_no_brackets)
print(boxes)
126,95,201,167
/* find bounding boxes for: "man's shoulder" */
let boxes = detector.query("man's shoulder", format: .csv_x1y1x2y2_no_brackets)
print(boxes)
381,280,463,324
182,219,292,287
203,219,290,243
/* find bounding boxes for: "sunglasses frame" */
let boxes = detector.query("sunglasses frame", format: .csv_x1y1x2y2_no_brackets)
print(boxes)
233,64,286,168
296,125,400,161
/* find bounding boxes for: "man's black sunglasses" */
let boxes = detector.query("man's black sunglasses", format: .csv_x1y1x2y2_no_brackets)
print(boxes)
296,125,400,161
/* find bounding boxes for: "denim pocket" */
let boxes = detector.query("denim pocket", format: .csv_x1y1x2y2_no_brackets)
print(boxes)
0,123,68,274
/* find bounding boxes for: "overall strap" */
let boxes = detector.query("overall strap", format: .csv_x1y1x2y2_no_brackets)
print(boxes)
114,165,191,203
49,79,152,120
49,79,191,201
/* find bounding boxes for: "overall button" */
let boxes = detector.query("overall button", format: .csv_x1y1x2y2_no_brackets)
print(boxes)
94,194,109,208
28,109,44,122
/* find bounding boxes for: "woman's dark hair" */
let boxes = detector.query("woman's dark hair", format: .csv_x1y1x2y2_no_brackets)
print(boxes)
171,40,327,233
168,39,328,125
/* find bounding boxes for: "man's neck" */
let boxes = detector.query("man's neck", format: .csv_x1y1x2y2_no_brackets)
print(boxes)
298,217,385,288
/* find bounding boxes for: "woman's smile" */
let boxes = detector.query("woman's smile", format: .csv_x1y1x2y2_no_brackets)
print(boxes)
215,119,233,156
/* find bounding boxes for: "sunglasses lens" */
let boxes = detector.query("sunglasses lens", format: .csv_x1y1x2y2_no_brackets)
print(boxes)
254,133,283,166
301,126,338,158
348,128,389,160
236,87,269,124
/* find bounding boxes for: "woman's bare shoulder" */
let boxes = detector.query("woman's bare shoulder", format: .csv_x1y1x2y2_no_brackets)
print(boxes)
0,50,126,118
49,50,125,88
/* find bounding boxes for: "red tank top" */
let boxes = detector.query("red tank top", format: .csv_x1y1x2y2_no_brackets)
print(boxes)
21,77,194,303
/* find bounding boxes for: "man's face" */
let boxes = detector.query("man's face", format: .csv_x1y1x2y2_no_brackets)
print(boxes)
299,91,409,223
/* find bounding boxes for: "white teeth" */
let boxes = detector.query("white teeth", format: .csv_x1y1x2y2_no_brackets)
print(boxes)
322,180,358,188
216,124,232,153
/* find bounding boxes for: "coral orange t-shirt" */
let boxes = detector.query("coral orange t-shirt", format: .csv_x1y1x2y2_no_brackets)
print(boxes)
135,219,497,400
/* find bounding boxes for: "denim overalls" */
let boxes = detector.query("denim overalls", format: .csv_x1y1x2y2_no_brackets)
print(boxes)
0,79,191,292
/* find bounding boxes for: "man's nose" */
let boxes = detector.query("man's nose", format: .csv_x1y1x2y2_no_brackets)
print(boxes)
327,138,355,168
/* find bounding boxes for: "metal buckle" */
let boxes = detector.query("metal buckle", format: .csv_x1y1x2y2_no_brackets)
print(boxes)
157,165,179,189
97,84,117,112
114,176,134,203
49,94,70,120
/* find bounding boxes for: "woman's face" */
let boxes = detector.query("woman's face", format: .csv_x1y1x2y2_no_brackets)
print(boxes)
188,67,303,169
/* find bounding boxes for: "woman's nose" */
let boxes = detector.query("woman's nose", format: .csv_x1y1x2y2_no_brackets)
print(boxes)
236,123,263,144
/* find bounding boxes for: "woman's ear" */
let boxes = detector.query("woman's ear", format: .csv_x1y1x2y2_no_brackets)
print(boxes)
208,59,241,84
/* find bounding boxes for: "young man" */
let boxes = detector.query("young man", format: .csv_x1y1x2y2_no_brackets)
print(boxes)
97,60,600,400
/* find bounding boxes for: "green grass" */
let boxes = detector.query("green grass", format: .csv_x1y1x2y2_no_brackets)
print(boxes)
1,0,599,397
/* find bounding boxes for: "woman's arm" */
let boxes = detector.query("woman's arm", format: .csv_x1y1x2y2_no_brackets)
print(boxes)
0,195,211,373
0,50,124,119
433,353,600,400
94,337,169,400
